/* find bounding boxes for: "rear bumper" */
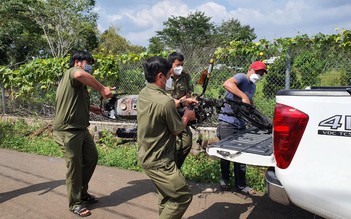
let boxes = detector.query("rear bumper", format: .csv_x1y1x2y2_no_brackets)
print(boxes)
265,167,290,205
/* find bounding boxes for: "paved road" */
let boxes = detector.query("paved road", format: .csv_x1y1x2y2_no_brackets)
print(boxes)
0,149,316,219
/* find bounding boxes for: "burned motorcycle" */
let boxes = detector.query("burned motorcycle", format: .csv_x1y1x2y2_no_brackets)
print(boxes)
101,93,138,139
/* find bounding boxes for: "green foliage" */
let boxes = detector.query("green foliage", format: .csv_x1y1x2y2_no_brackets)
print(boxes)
2,29,351,117
262,57,286,98
91,54,147,94
293,50,325,87
0,120,266,191
151,11,257,53
182,152,266,191
0,120,60,156
0,0,99,63
1,53,145,101
0,66,13,88
15,57,68,97
246,166,267,191
263,55,301,98
0,57,68,112
156,11,215,52
95,130,142,171
254,83,275,119
182,152,221,183
96,25,145,55
0,0,45,64
93,54,121,84
97,130,120,146
150,12,259,76
26,136,61,157
98,142,141,171
319,69,349,86
30,0,99,57
216,18,256,45
116,66,145,94
148,36,167,54
0,122,14,145
214,40,272,72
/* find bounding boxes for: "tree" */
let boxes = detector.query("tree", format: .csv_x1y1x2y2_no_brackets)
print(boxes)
96,25,145,55
28,0,99,58
0,0,44,65
149,12,257,52
147,11,258,75
0,0,100,63
147,36,166,54
216,18,256,45
149,11,218,74
154,11,216,52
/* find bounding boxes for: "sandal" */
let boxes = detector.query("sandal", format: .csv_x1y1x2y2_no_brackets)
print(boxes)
219,179,230,191
71,204,91,217
81,194,98,204
240,186,256,195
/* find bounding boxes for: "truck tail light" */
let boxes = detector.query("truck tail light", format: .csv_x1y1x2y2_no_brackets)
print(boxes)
273,103,309,169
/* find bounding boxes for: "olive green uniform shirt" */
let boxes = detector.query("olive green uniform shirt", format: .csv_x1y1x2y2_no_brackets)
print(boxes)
169,72,193,99
53,67,90,131
137,83,184,169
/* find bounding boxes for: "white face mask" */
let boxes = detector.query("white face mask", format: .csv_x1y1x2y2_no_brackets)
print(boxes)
173,66,183,75
165,77,173,91
250,73,262,84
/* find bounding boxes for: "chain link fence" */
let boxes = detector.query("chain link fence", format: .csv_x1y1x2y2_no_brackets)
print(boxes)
1,41,351,125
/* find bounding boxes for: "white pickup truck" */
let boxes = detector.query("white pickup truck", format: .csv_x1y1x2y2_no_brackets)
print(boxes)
206,86,351,219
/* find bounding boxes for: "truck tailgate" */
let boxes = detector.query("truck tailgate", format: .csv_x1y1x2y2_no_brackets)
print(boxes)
206,127,275,167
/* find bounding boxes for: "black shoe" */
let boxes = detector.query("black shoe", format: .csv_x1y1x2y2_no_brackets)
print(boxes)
219,179,230,191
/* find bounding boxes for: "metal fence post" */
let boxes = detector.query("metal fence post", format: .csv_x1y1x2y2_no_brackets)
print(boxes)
1,84,6,114
285,48,291,90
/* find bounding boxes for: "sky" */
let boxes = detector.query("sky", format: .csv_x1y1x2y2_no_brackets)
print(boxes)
94,0,351,47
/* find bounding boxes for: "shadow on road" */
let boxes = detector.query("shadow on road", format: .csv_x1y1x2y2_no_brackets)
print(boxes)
188,201,251,219
0,179,65,203
90,179,156,210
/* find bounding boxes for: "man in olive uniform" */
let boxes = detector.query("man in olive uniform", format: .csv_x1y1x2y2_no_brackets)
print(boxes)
53,50,112,217
137,56,197,219
167,52,194,169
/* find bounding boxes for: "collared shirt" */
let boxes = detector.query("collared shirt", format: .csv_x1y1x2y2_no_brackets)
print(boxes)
218,73,256,128
53,67,90,131
137,83,184,169
168,71,193,99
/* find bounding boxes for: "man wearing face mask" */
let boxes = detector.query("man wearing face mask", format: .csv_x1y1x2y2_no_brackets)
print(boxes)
166,52,194,169
53,50,113,217
217,60,267,195
137,56,197,218
166,52,193,99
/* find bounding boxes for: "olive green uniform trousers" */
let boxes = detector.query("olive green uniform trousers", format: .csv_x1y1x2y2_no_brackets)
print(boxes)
144,162,192,219
53,129,98,210
175,126,192,169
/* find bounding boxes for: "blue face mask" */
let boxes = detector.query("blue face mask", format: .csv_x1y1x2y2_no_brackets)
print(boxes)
84,64,93,74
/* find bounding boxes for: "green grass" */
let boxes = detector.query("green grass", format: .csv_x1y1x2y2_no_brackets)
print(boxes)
0,120,267,192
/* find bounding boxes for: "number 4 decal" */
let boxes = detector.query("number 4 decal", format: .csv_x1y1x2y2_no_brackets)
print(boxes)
319,115,342,130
